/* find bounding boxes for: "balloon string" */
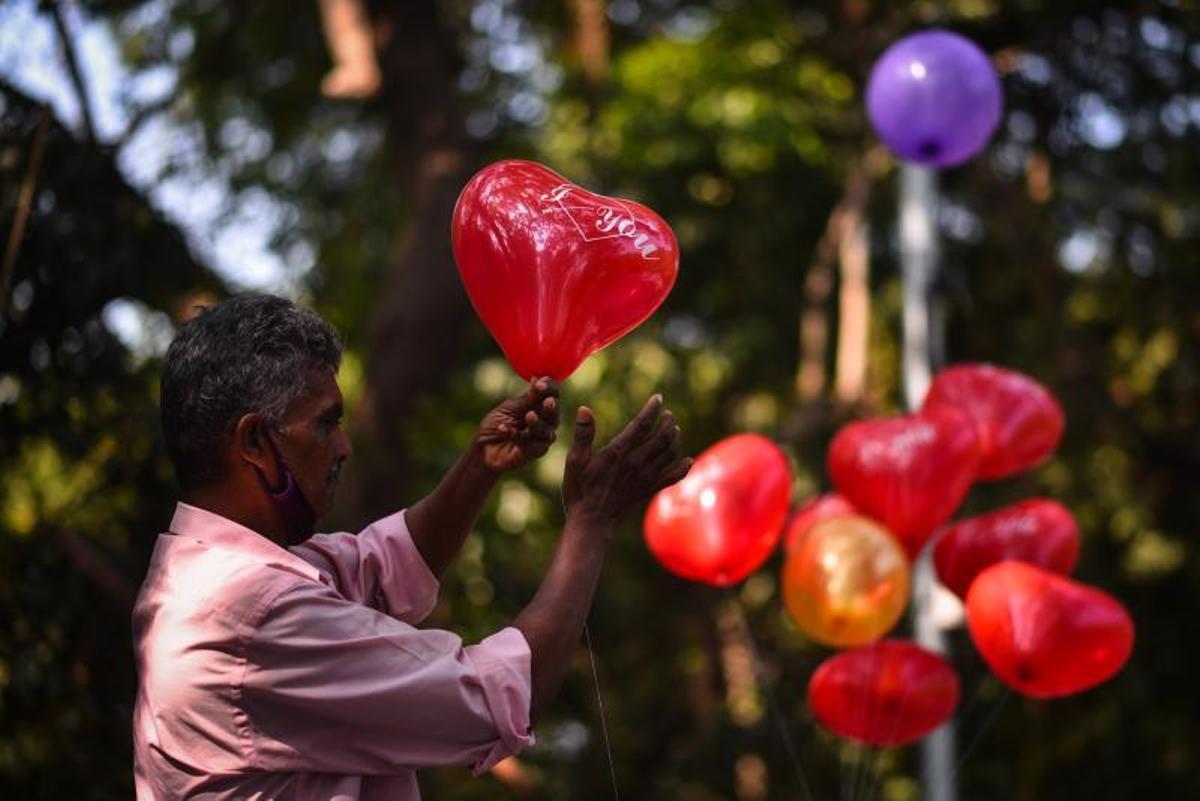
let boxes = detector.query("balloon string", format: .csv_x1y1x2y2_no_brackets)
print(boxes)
727,597,816,801
848,743,864,801
948,689,1011,786
950,674,986,735
838,731,854,801
850,644,882,801
861,746,890,801
584,621,621,801
557,484,618,801
854,736,878,800
840,744,856,801
860,674,918,801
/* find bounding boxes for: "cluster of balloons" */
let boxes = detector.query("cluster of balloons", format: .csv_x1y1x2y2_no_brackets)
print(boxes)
449,48,1127,751
643,362,1135,747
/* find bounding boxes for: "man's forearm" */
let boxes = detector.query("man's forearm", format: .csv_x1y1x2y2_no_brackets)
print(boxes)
514,509,613,724
404,441,497,578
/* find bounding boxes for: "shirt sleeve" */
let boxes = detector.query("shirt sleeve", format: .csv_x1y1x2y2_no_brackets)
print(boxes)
241,580,534,776
290,509,440,624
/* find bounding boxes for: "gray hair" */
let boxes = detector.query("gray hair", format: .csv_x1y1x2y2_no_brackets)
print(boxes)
160,294,342,490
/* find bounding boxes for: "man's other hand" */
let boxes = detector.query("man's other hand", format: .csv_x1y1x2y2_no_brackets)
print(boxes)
562,395,693,528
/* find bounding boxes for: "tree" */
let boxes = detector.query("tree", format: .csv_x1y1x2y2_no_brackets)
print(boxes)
3,1,1199,798
0,78,220,799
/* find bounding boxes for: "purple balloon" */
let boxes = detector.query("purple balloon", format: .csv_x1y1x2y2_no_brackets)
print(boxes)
866,30,1002,168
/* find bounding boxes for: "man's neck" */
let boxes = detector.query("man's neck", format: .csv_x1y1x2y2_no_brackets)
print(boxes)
181,486,286,545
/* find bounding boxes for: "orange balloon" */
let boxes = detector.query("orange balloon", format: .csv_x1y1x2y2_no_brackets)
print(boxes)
783,516,911,648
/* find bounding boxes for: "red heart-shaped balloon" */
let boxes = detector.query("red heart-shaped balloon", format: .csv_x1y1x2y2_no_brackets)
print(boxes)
452,160,680,381
782,493,858,554
966,561,1134,699
934,499,1080,599
922,363,1064,480
645,434,792,587
807,640,960,747
828,408,981,557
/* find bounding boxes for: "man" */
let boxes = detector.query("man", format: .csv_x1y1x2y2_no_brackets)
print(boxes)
133,294,691,799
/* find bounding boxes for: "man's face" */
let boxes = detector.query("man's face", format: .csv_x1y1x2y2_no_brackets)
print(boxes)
273,369,352,517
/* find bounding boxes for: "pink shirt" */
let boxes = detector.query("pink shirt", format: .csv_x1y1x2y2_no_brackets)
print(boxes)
133,503,534,800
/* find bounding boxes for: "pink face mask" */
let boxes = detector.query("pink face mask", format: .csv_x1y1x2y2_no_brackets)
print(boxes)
254,434,317,546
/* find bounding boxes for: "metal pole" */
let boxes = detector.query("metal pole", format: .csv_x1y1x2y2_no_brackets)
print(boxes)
899,163,957,801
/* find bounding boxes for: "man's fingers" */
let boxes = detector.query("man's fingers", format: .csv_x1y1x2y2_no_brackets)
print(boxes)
525,376,560,405
652,457,694,493
542,397,559,427
642,419,683,474
519,383,558,422
525,421,557,444
610,394,663,453
629,409,678,466
506,377,559,420
539,397,559,429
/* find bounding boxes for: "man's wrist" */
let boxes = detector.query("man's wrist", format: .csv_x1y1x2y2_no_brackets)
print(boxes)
564,504,617,540
464,437,504,481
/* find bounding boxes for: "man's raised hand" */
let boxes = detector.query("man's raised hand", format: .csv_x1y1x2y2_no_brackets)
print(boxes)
475,378,560,474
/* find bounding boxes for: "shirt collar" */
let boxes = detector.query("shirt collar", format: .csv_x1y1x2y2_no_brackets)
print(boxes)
167,502,323,583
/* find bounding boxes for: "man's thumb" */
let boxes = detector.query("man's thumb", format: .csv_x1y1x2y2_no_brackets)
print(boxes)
569,406,596,461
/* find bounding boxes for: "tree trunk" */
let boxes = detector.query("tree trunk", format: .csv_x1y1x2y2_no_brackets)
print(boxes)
833,187,870,405
348,0,481,520
795,150,883,403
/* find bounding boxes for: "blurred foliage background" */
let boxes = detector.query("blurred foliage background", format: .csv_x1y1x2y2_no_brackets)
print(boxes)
2,0,1199,799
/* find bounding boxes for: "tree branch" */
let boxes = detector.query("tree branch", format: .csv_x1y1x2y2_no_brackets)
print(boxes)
1,106,51,319
114,92,178,150
51,528,137,614
46,0,97,143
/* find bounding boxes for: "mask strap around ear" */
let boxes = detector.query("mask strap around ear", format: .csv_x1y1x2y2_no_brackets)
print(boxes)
258,431,292,495
252,427,317,546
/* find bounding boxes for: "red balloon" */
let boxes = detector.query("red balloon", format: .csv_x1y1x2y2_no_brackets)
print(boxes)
645,434,792,587
966,561,1134,699
828,408,981,558
783,493,858,553
452,160,680,381
923,363,1064,480
807,640,960,746
934,499,1080,599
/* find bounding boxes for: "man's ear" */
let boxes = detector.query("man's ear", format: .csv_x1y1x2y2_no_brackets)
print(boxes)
234,413,279,484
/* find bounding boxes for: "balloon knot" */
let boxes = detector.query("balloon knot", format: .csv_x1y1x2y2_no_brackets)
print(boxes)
917,140,943,159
